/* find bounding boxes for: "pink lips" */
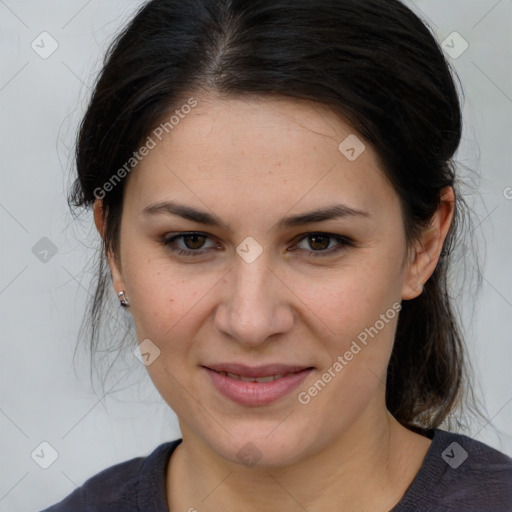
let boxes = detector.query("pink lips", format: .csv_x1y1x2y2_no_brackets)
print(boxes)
202,363,314,406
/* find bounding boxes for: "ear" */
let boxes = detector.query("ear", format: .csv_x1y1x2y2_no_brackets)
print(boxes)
93,199,126,293
401,186,455,300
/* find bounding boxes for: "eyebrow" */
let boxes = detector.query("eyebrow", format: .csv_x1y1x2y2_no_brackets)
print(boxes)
141,200,370,232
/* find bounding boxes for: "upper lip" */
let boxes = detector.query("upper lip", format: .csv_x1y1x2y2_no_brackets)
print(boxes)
203,363,313,378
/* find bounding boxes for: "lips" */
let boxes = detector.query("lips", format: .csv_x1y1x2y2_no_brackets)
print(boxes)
202,363,314,406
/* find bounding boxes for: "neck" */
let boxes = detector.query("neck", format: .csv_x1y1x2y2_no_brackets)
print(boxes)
167,397,431,512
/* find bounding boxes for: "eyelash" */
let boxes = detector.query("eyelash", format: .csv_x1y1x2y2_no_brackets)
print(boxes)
161,232,354,258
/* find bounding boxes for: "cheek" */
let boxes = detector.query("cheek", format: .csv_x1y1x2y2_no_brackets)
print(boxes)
123,260,208,409
121,248,198,339
296,264,402,406
293,259,400,345
298,271,400,418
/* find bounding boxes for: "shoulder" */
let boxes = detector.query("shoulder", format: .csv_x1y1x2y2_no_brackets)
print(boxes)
434,429,512,510
435,428,512,479
39,440,181,512
395,428,512,512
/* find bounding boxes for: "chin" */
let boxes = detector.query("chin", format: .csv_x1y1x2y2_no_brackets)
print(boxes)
200,420,317,469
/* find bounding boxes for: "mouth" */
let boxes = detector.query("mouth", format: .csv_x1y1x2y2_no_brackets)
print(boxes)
202,363,314,406
214,371,298,383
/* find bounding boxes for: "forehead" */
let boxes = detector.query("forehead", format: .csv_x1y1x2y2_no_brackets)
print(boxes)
123,94,399,222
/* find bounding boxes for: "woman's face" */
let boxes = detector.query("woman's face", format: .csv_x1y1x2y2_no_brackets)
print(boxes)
104,94,427,467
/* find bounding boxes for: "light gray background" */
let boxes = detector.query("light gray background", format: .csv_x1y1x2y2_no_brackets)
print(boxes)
0,1,511,510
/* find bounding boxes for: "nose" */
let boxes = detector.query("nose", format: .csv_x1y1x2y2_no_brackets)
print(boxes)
213,251,295,348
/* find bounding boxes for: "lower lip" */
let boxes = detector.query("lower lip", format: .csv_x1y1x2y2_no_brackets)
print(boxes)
203,367,313,406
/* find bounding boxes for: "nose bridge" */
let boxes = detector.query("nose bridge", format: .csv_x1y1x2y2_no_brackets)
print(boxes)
215,244,293,346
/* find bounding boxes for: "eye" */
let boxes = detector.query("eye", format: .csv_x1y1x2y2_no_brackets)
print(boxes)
290,232,354,257
162,232,217,256
162,231,353,258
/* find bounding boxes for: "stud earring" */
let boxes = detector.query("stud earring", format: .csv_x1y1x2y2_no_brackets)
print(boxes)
118,291,129,307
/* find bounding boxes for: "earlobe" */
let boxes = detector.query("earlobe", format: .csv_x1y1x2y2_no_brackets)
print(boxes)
401,186,455,301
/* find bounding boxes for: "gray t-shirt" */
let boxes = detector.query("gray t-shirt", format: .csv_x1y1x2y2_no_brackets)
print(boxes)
39,428,512,511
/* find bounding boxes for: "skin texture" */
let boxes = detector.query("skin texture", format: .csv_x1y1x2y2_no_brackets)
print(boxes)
94,93,454,511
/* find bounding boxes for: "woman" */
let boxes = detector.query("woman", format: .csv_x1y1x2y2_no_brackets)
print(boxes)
41,0,512,510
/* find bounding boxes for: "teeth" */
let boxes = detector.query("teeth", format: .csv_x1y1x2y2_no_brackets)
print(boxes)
253,375,284,383
220,371,288,382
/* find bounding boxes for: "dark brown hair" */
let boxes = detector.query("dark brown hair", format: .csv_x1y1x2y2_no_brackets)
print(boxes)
69,0,486,432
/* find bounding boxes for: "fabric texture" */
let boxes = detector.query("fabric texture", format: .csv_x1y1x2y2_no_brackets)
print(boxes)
39,428,512,511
